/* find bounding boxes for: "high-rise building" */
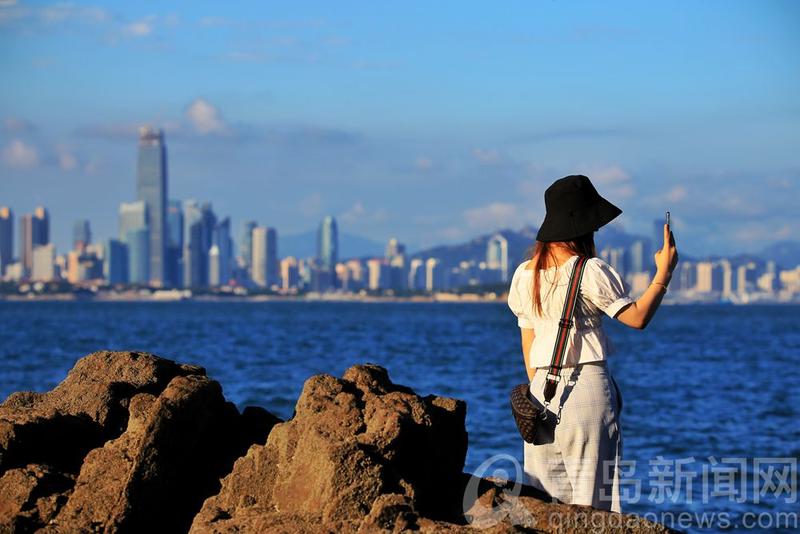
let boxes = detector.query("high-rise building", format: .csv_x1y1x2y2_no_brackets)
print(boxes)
280,256,300,290
127,227,150,285
408,258,426,290
345,259,366,290
208,245,221,287
210,217,232,286
317,215,338,272
367,258,390,290
486,233,509,282
136,126,168,286
19,207,49,273
625,239,648,274
105,239,128,285
251,226,278,288
385,238,408,290
0,207,12,276
251,226,268,288
119,201,147,242
385,238,405,259
600,246,626,278
182,201,216,287
31,243,55,282
73,219,91,252
239,220,257,275
425,258,444,291
265,227,278,287
166,199,183,287
33,206,49,246
677,260,696,291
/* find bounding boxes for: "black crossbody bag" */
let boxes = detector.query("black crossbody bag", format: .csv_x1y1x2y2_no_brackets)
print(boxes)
510,255,589,443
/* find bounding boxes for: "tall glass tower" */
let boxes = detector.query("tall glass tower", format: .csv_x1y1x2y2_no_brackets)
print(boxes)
136,127,167,286
317,215,338,271
0,207,13,276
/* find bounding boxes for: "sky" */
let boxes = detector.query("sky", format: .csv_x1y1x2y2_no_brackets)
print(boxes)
1,0,798,258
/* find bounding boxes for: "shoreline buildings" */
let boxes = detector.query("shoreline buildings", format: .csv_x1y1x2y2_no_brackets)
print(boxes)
2,131,799,303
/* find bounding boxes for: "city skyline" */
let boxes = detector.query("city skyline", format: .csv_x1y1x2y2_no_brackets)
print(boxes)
1,1,798,258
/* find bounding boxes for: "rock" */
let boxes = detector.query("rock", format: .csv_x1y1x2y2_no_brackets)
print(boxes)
190,363,469,533
0,351,280,533
0,464,73,532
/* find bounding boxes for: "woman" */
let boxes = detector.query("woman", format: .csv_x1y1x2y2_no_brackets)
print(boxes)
507,174,678,513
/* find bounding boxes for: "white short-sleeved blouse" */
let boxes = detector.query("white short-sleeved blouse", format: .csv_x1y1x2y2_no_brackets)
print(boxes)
507,255,635,368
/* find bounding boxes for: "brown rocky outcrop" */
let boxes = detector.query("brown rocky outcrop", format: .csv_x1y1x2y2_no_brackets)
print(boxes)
0,352,678,533
0,351,280,533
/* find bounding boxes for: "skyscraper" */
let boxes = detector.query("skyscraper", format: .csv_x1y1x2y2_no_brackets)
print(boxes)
486,233,509,282
105,239,128,285
182,200,204,288
251,226,278,288
239,220,257,275
385,238,407,290
265,227,279,287
0,207,12,276
31,243,55,282
251,226,268,288
127,227,150,285
137,126,168,286
19,207,49,273
182,200,216,287
166,200,183,288
210,217,232,286
119,201,147,242
119,201,147,285
317,215,338,271
73,219,91,252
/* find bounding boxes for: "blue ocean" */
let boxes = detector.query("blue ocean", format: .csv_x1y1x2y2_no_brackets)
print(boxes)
1,301,798,532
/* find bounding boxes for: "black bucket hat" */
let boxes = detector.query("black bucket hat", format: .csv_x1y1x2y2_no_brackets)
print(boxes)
536,174,622,242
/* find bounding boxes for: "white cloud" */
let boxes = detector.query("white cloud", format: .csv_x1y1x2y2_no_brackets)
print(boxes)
3,116,34,132
472,148,500,164
123,17,155,37
587,165,630,184
437,226,468,241
56,144,78,170
666,185,688,202
463,201,526,231
414,157,433,170
2,139,39,168
185,98,228,135
339,201,389,225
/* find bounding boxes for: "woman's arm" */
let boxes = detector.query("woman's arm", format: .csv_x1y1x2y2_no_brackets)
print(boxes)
615,223,679,330
520,327,536,382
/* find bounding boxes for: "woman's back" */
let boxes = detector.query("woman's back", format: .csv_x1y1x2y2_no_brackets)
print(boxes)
507,254,635,367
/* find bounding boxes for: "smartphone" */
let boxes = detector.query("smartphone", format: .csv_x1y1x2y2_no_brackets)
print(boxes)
665,211,670,227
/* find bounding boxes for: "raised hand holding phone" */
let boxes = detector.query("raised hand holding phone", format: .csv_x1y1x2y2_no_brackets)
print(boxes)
654,214,678,280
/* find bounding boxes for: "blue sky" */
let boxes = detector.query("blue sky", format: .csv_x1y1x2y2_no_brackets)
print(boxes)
1,0,798,257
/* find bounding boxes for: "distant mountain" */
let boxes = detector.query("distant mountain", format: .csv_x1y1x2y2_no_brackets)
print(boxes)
280,230,385,260
409,225,539,269
408,224,657,269
758,240,800,269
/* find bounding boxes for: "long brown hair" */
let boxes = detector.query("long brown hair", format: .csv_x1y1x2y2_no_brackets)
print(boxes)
525,232,597,317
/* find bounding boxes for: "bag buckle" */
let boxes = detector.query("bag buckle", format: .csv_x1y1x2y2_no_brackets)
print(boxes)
546,372,561,382
558,318,573,329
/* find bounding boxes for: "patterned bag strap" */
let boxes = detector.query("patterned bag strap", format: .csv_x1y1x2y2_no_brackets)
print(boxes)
542,255,589,406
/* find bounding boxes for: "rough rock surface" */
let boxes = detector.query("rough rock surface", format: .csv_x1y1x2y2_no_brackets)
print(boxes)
0,352,678,533
0,351,280,533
